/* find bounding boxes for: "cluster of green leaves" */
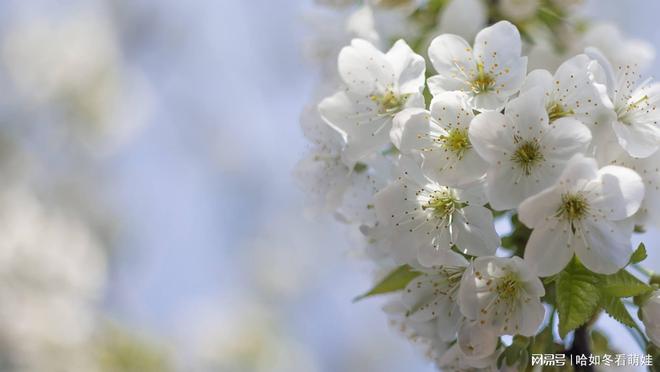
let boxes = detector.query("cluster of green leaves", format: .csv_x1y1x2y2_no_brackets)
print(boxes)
550,245,651,339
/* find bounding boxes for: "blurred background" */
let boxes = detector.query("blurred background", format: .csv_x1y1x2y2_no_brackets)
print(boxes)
0,0,659,371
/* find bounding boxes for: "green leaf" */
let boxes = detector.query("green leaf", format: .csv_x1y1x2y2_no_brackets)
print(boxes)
556,259,602,338
353,265,421,302
601,269,651,298
601,295,636,328
630,242,647,264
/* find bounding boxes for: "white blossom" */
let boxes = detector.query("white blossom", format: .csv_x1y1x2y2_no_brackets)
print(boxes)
427,21,527,110
458,256,545,337
498,0,540,22
390,92,488,186
580,23,655,75
436,342,499,371
437,0,487,43
519,154,644,276
374,161,499,267
2,9,150,149
596,137,660,228
587,47,660,158
303,5,380,77
401,255,468,341
469,88,592,210
383,299,452,364
0,188,106,371
295,105,391,225
519,54,615,130
641,290,660,346
319,38,425,164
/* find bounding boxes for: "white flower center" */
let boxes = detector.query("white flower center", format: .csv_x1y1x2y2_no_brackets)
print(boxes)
511,136,544,176
547,101,574,122
421,188,466,223
370,90,409,115
617,95,650,125
556,192,590,228
495,272,522,301
438,128,471,159
470,63,496,94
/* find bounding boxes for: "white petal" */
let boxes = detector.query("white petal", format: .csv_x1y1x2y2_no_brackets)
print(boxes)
338,38,394,95
557,153,599,190
390,108,433,153
542,117,592,160
524,219,574,277
612,119,660,158
457,321,498,359
515,299,545,336
458,263,480,320
374,178,418,224
318,91,390,164
504,88,549,138
373,178,429,264
395,154,429,186
434,303,463,341
438,0,487,42
473,21,526,95
468,110,513,162
417,230,453,268
472,91,508,111
593,165,645,220
486,161,551,211
385,39,426,94
518,186,562,228
520,69,553,96
552,54,615,128
427,34,473,94
574,219,633,274
474,21,522,68
453,205,499,257
429,92,474,131
402,275,445,322
422,148,488,187
585,47,618,105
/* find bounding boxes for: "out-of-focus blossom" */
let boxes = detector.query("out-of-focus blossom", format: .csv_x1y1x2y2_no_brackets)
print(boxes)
641,290,660,346
437,0,487,42
580,23,655,74
1,7,152,151
0,187,106,371
498,0,541,22
177,299,320,372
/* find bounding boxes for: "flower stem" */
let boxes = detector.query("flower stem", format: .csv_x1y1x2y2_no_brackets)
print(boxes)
632,263,655,277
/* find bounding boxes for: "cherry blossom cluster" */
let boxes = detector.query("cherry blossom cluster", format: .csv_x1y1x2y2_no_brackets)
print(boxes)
297,0,660,370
